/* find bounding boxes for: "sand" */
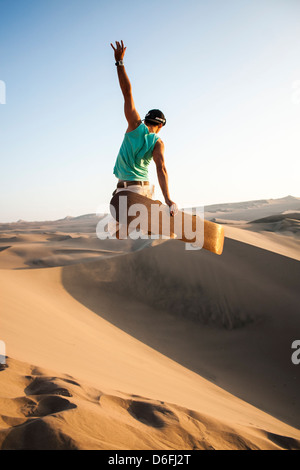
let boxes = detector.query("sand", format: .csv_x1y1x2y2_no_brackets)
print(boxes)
0,196,299,450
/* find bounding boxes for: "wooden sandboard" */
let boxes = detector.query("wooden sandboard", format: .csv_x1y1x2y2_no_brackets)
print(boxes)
110,190,224,255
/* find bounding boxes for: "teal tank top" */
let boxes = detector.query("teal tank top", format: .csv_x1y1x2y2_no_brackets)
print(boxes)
113,123,160,181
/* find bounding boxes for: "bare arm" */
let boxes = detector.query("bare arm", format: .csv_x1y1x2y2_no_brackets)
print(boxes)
152,140,178,216
110,40,141,132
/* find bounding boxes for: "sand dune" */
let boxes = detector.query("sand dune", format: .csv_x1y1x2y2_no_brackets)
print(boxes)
0,229,147,269
0,196,300,450
249,212,300,234
1,357,299,450
204,195,300,222
61,237,300,426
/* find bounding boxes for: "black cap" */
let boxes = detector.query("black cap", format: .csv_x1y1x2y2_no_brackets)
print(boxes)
144,109,166,126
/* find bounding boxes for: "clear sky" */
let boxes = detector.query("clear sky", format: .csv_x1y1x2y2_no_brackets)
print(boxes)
0,0,299,222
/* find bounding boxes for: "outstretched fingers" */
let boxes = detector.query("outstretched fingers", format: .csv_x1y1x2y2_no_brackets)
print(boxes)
111,40,127,61
111,40,126,51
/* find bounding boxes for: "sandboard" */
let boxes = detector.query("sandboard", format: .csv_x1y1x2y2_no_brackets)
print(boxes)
110,190,224,255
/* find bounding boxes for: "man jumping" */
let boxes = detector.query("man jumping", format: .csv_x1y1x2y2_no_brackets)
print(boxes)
110,40,177,217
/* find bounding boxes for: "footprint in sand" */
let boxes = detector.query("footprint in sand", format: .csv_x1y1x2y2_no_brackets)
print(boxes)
22,375,77,417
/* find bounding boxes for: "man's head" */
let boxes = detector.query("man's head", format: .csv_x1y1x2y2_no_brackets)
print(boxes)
144,109,166,133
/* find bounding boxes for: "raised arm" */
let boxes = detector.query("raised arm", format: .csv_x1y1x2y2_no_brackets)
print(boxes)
110,40,141,133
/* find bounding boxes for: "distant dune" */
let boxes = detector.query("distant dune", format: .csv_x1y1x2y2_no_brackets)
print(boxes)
0,196,300,449
249,212,300,235
205,195,300,221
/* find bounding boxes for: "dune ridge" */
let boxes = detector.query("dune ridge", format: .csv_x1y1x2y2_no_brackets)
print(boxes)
62,236,300,329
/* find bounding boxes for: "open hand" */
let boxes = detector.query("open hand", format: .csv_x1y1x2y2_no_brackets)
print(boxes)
110,40,127,62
